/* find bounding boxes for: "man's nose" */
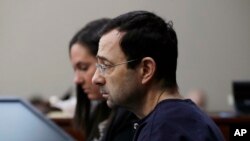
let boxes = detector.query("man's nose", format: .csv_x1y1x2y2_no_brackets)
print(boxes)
92,69,105,86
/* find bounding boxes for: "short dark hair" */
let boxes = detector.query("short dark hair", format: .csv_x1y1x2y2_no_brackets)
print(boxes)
100,11,178,89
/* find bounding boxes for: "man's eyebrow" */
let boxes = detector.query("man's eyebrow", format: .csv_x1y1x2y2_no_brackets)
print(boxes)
96,55,110,62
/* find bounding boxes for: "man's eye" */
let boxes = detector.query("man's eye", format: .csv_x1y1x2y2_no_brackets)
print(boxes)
102,64,112,69
100,64,107,69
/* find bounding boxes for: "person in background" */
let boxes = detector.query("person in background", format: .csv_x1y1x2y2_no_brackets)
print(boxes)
186,89,207,111
29,95,51,114
92,11,225,141
48,86,76,118
69,18,137,141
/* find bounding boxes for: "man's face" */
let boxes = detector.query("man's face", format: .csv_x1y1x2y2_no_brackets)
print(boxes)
92,29,142,109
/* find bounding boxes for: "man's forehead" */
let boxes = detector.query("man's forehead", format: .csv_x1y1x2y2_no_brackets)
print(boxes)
99,29,124,49
97,29,126,62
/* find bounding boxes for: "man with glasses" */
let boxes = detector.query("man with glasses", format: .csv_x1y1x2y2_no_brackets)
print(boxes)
92,11,224,141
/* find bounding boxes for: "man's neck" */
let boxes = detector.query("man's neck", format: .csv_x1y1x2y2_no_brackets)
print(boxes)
133,86,183,119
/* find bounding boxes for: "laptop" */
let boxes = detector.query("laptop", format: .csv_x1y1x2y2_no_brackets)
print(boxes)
0,97,75,141
233,81,250,114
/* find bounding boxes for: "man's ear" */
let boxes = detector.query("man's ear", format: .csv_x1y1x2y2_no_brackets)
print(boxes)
139,57,156,84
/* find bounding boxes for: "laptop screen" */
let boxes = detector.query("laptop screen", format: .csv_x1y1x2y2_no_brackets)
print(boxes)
0,98,74,141
233,81,250,114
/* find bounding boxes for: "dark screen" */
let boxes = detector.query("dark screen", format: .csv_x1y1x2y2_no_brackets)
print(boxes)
233,81,250,114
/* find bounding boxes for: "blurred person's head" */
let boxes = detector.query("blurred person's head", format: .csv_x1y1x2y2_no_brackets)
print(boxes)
69,18,110,100
69,18,111,137
186,89,207,110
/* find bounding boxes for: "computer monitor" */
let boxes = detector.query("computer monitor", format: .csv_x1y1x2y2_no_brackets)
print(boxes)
0,97,75,141
233,81,250,114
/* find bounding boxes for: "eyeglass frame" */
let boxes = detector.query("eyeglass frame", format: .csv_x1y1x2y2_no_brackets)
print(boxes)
95,59,138,75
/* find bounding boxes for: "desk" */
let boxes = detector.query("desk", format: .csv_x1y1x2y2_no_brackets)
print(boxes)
210,112,250,141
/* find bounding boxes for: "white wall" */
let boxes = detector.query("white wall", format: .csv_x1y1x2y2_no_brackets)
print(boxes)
0,0,249,112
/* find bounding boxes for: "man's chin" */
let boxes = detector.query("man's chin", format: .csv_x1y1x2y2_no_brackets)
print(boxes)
106,100,116,108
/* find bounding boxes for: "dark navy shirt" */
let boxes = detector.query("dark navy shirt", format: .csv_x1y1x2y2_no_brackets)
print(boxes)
133,99,225,141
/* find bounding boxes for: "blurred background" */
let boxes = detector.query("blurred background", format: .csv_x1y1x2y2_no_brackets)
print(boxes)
0,0,249,112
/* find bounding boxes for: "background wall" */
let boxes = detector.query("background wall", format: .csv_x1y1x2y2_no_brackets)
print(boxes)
0,0,249,112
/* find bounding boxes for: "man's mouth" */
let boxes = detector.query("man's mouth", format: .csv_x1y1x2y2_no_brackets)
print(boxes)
100,87,108,98
102,94,109,99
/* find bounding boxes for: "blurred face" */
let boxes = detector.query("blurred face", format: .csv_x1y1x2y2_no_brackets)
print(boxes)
70,43,103,100
92,30,143,109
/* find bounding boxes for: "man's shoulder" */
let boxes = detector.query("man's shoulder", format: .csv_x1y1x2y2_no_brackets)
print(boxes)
137,99,224,141
151,99,197,118
140,99,210,132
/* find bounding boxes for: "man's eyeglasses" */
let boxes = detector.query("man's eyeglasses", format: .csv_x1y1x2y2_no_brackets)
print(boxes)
96,59,138,75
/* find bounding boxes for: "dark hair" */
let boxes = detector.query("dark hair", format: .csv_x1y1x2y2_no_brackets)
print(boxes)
100,11,178,89
69,18,110,56
69,18,111,141
74,85,90,131
75,85,110,140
